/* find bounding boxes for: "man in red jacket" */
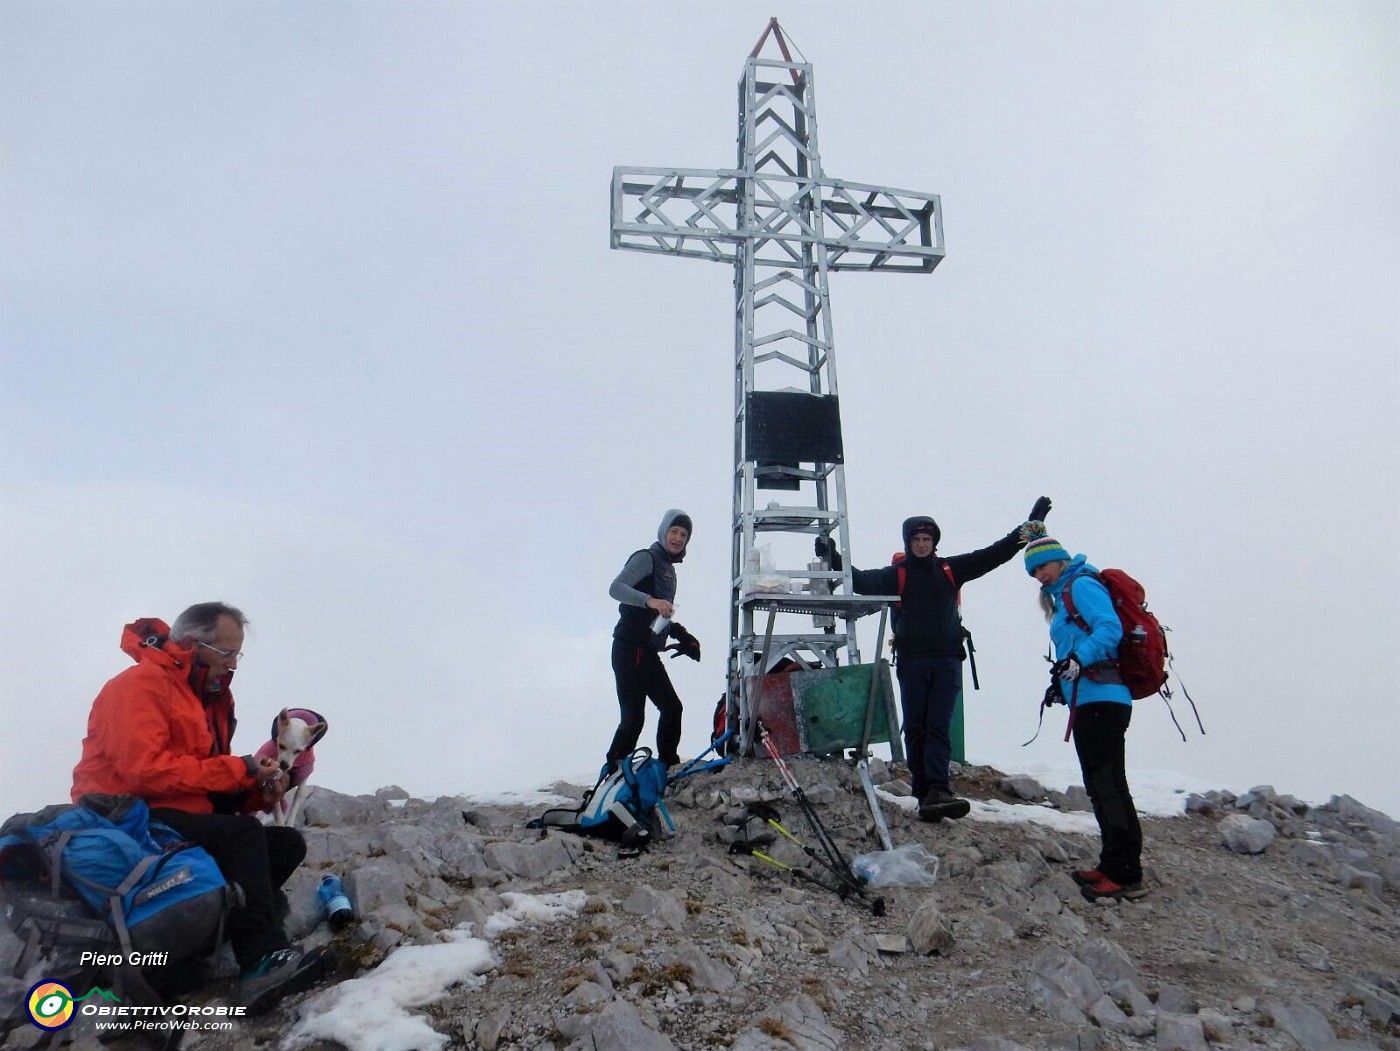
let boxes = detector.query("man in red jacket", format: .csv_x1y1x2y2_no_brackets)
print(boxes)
71,601,334,1013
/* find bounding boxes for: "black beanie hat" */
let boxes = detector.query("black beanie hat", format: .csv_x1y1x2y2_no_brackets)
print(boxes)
902,515,941,550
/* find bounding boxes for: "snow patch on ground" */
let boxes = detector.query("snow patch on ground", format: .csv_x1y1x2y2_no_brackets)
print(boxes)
283,891,588,1051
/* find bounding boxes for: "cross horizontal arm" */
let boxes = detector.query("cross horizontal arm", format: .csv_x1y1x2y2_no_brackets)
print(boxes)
611,167,946,272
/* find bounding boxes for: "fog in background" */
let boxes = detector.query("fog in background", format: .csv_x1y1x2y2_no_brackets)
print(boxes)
3,2,1396,816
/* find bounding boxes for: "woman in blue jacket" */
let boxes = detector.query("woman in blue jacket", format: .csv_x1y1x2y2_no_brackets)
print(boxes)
1023,523,1148,902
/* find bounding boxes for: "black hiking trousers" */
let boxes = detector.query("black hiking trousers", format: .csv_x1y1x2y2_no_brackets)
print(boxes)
151,809,305,972
895,655,963,801
607,640,683,768
1071,702,1144,885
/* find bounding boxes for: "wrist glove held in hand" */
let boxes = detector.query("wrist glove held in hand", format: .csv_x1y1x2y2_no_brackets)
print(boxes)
667,623,701,662
813,536,842,571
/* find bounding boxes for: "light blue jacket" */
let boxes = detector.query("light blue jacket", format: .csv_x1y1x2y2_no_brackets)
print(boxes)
1044,555,1132,707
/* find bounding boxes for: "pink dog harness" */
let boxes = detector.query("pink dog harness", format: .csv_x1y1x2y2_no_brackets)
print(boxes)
254,707,328,788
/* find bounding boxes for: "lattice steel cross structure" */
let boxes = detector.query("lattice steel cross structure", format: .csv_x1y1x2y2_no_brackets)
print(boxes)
610,21,945,754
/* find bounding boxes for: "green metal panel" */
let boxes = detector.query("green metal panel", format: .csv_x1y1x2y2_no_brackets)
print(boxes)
790,664,895,755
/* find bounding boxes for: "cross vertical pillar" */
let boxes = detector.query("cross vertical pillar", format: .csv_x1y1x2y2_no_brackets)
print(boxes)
611,20,945,755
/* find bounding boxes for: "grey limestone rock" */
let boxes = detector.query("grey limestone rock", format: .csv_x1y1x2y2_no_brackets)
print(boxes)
908,899,956,956
621,884,687,929
1028,946,1103,1022
1220,813,1277,854
483,836,572,879
659,941,739,991
1155,982,1198,1015
1074,934,1139,984
731,993,842,1051
1001,774,1045,801
301,785,387,827
1260,998,1335,1050
346,855,411,913
1156,1011,1210,1051
1336,974,1400,1024
472,1004,512,1051
563,998,677,1051
1337,864,1386,900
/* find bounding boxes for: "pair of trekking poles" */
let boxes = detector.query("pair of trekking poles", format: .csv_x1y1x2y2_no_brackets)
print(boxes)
727,721,885,916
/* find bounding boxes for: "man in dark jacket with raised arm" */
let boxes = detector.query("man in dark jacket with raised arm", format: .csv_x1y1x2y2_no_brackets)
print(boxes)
817,497,1051,821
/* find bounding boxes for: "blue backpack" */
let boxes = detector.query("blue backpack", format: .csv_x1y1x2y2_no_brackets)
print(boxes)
529,749,671,847
0,794,237,1004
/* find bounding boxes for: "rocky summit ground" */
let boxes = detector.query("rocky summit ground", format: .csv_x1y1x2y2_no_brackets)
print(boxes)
3,756,1398,1051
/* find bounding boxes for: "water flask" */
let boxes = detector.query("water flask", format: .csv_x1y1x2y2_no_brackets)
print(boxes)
852,857,881,885
318,874,354,930
650,614,671,637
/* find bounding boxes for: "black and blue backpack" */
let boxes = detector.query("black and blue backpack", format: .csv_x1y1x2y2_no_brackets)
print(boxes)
0,793,238,1014
528,749,671,848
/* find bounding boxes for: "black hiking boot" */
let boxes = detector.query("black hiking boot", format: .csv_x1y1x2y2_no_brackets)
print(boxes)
918,790,971,823
239,946,338,1015
1079,875,1150,902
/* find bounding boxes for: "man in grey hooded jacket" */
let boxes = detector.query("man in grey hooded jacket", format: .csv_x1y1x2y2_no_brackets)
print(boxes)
605,509,700,769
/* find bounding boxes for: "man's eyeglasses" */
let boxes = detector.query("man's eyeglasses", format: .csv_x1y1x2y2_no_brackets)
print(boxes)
196,640,244,662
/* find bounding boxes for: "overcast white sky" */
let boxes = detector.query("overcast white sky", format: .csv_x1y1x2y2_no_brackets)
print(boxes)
3,2,1396,819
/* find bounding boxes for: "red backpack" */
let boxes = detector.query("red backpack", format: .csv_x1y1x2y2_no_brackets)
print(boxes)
1061,568,1168,700
889,552,979,688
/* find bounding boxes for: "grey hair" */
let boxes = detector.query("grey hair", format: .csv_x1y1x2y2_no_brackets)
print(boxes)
1039,590,1057,623
170,602,248,643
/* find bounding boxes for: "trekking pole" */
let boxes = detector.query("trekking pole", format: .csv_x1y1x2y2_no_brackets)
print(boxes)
756,722,885,913
1021,665,1066,747
728,840,879,909
853,604,896,851
667,728,734,787
730,810,886,915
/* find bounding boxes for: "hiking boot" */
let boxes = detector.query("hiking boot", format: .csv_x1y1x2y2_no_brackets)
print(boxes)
240,946,338,1014
1070,868,1106,887
1079,875,1149,902
918,790,971,823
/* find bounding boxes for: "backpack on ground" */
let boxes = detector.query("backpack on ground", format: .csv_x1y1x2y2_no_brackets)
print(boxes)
1063,568,1203,737
711,696,731,757
528,749,671,847
0,793,238,1007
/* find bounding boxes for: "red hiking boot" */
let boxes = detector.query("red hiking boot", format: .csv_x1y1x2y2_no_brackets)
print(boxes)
1070,868,1105,887
1080,875,1149,902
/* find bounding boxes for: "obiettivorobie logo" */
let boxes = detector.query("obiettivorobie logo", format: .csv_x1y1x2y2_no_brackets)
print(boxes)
26,980,120,1030
21,977,249,1033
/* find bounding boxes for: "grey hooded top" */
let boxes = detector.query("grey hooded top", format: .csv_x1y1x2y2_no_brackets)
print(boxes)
610,509,692,643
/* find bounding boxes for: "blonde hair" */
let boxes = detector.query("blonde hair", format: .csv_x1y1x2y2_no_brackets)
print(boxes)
1039,590,1057,623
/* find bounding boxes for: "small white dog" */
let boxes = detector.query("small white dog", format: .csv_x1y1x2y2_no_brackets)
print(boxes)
254,708,328,827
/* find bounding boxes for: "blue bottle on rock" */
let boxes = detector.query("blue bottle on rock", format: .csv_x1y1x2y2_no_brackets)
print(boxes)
318,874,354,930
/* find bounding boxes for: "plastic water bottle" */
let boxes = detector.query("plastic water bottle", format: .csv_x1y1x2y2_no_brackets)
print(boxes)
650,613,671,637
318,874,354,930
852,857,881,885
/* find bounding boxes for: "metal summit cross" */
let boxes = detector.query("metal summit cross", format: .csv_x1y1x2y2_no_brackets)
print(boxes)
610,20,945,755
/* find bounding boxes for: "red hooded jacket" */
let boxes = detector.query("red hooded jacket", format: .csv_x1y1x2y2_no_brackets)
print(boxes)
71,617,255,813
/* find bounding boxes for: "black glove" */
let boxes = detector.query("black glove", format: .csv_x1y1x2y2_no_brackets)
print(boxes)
668,623,701,662
813,536,842,571
1051,657,1081,682
1029,496,1051,522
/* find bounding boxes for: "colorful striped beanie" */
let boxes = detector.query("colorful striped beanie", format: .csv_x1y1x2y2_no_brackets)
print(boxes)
1021,521,1070,575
